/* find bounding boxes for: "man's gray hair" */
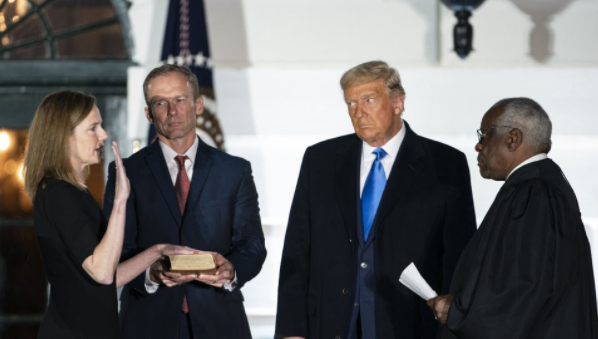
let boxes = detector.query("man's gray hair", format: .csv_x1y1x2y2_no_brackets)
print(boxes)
493,97,552,153
340,60,405,99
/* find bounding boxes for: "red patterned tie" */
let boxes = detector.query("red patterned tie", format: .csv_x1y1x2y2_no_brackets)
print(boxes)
174,155,190,313
174,155,190,215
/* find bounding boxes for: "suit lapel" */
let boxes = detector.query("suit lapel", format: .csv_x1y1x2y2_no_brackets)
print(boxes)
145,141,182,226
333,135,361,243
373,123,426,235
184,137,214,218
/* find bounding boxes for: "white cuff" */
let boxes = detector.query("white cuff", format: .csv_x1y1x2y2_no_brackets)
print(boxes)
144,268,159,294
223,274,238,292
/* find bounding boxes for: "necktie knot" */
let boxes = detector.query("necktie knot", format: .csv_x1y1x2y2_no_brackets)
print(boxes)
175,155,188,169
373,147,387,161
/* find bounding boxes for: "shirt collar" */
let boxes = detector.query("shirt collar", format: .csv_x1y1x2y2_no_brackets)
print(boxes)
507,153,548,179
158,135,199,164
362,120,406,159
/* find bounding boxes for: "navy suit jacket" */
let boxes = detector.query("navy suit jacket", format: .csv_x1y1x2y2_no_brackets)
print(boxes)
275,122,476,338
103,137,266,339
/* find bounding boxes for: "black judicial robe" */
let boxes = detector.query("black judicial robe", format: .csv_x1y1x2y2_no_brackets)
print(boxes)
444,159,598,339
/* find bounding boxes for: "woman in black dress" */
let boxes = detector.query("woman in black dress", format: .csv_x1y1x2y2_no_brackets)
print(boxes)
24,90,195,338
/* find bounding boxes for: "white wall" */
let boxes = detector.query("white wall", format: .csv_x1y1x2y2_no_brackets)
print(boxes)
126,1,598,337
215,66,598,223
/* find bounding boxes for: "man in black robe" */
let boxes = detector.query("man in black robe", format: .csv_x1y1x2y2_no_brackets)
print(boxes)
428,97,598,338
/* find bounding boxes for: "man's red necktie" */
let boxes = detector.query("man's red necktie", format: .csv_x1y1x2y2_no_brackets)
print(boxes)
174,155,190,313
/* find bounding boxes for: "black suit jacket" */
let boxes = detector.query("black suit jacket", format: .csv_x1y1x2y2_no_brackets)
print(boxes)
103,137,267,339
275,122,476,338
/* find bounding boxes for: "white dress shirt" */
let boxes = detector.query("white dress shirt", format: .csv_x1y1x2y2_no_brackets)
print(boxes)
159,137,198,185
360,123,406,197
144,137,237,292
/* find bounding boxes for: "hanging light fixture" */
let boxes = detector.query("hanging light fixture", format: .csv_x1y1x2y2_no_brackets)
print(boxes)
440,0,486,59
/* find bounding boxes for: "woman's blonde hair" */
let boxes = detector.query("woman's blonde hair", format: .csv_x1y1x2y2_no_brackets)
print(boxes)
24,90,96,202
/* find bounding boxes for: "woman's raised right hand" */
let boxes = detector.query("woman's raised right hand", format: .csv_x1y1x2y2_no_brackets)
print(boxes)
112,141,130,204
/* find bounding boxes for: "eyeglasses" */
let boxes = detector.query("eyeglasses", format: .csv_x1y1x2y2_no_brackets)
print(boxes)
476,126,514,144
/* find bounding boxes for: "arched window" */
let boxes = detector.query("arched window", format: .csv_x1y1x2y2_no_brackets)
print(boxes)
0,0,131,59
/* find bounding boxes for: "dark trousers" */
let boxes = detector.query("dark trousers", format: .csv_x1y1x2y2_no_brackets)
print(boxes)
178,312,193,339
349,312,364,339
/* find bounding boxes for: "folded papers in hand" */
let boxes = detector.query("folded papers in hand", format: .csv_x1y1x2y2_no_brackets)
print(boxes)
168,254,217,274
399,262,438,300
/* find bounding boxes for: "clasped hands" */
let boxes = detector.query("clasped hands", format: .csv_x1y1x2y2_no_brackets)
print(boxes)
149,245,235,288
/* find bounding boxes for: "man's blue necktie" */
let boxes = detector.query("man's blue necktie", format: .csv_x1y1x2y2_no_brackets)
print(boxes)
361,148,388,240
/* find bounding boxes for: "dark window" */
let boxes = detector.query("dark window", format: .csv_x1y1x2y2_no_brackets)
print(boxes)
0,0,129,60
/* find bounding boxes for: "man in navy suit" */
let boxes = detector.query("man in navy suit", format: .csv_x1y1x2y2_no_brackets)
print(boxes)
103,64,266,338
275,61,476,339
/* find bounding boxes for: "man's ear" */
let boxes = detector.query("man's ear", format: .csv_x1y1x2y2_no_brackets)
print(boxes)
195,96,204,116
145,107,154,124
507,128,523,151
392,95,405,116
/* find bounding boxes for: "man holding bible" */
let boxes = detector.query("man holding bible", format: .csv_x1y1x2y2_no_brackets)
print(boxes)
275,60,477,339
103,64,266,338
428,98,598,338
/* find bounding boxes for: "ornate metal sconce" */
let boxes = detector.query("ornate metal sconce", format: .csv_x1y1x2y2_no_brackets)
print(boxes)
440,0,486,59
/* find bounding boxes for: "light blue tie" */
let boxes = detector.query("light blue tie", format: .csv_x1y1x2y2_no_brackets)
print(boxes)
361,148,388,240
